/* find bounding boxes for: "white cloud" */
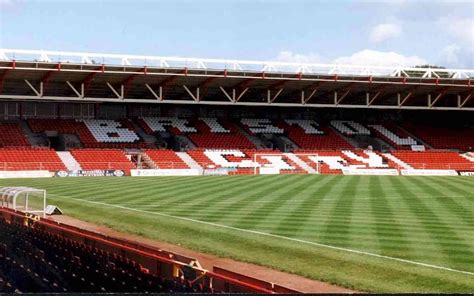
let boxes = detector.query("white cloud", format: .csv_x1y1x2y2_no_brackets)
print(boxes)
438,17,474,45
275,50,322,64
438,44,473,68
369,23,402,43
440,44,462,66
332,49,427,67
274,49,428,67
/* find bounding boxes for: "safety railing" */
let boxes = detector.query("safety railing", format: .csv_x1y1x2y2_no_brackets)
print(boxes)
0,162,472,174
0,162,134,171
397,163,474,170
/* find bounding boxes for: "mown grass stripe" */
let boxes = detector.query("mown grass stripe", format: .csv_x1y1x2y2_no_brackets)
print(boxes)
231,175,317,230
130,175,267,211
272,175,339,238
48,192,474,277
183,175,292,221
389,177,474,269
408,177,474,228
369,176,412,255
319,176,360,247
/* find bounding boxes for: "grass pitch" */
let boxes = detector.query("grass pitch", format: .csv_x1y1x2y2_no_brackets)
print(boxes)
0,175,473,293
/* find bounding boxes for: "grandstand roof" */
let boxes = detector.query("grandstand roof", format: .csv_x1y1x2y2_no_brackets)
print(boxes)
0,49,473,111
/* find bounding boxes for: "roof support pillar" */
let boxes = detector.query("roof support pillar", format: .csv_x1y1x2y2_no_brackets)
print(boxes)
267,88,283,104
183,85,200,102
301,89,317,104
66,81,83,98
24,79,42,97
458,93,472,108
220,87,248,103
399,92,412,107
106,82,124,99
146,84,163,101
367,91,381,106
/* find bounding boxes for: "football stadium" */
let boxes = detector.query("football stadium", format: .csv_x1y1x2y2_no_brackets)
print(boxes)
0,1,473,294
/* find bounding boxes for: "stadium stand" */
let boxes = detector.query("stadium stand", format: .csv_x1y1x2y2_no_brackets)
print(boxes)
69,149,135,172
280,120,353,150
368,123,419,150
295,150,391,174
28,119,146,148
241,118,285,134
330,120,371,136
0,208,287,293
143,150,190,169
402,123,474,151
391,151,474,170
0,123,30,147
139,117,255,149
0,111,471,175
0,148,66,171
187,118,255,149
186,149,308,174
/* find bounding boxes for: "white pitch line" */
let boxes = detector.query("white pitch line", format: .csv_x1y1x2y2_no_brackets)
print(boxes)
94,194,474,206
50,193,474,277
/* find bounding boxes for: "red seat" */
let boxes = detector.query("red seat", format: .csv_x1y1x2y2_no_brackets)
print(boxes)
28,119,146,149
70,149,135,172
0,148,66,171
144,150,189,169
279,121,353,150
403,123,474,151
391,151,474,170
0,123,30,147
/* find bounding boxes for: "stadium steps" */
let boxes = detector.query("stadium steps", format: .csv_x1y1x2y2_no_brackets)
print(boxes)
283,153,317,173
234,125,267,149
382,153,413,170
56,151,82,170
175,135,197,150
328,125,396,151
396,125,434,150
130,121,158,146
19,120,48,147
176,152,203,171
460,153,474,163
277,136,300,151
139,153,158,169
340,132,393,151
326,125,359,148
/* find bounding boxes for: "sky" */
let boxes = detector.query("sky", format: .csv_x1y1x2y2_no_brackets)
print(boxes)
0,0,473,68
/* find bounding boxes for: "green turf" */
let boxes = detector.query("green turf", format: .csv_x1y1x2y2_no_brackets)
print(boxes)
0,175,473,293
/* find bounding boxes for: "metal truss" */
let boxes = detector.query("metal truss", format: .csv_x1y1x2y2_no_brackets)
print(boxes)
1,48,474,79
1,90,473,111
0,79,473,111
0,51,473,111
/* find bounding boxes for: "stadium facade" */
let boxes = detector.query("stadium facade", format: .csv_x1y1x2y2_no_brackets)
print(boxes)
0,49,473,293
0,49,472,178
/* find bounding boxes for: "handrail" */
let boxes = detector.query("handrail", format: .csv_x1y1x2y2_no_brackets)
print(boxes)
1,48,473,79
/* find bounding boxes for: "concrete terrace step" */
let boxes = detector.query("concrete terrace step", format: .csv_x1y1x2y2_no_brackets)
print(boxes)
460,153,474,162
56,151,82,171
382,153,413,170
176,152,203,171
284,153,317,174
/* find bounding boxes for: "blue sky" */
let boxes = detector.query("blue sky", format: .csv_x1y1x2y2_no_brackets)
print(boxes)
1,0,473,68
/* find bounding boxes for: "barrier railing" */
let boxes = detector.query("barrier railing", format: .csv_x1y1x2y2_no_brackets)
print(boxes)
394,163,474,171
2,48,473,78
0,162,135,171
0,161,472,174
